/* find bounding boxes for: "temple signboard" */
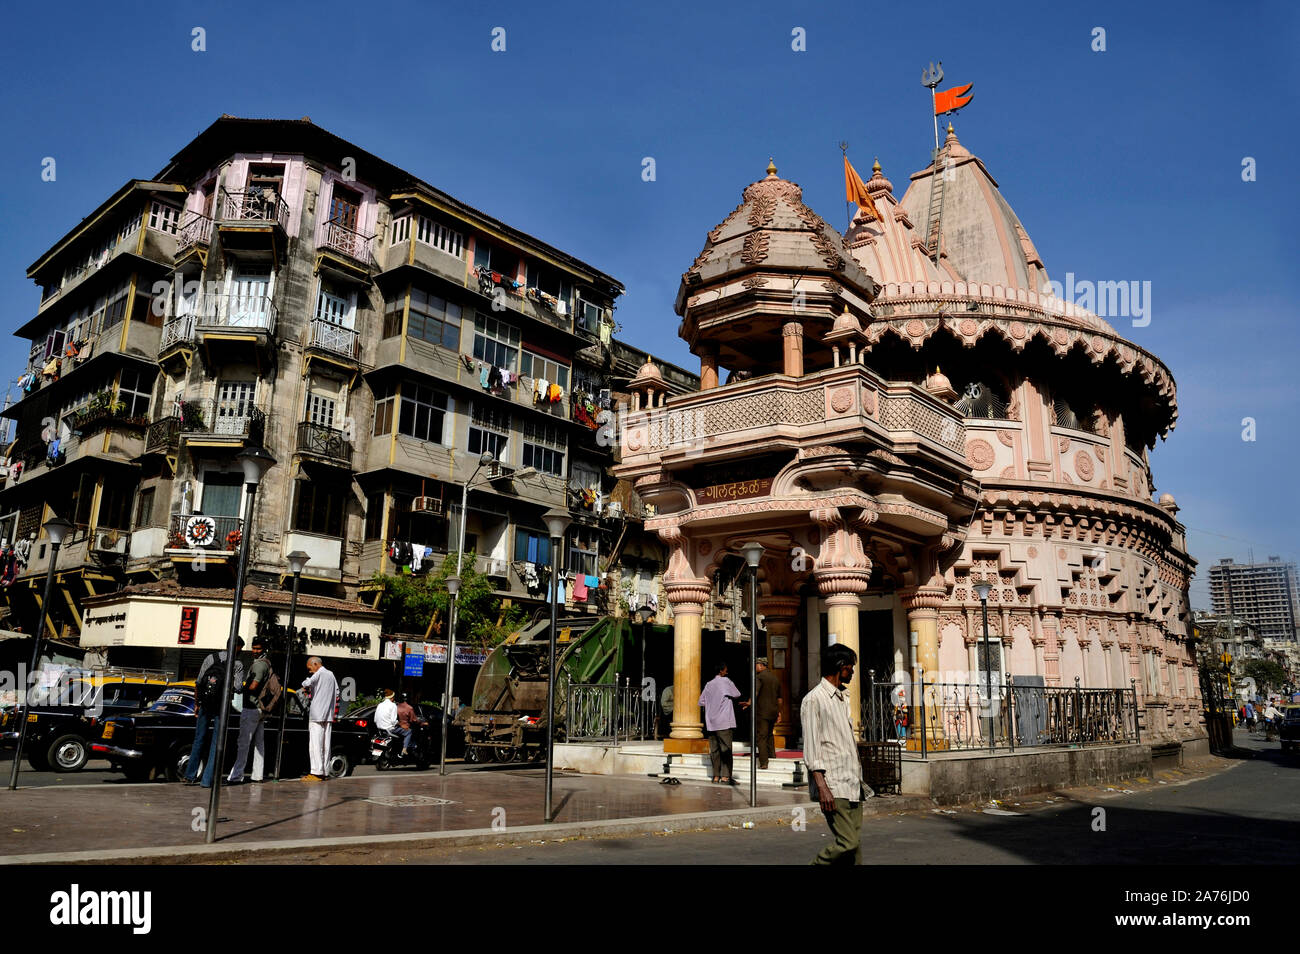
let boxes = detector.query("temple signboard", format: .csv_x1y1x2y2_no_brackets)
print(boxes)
698,478,772,503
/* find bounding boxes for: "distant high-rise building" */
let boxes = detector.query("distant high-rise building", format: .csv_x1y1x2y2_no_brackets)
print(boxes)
1209,557,1300,641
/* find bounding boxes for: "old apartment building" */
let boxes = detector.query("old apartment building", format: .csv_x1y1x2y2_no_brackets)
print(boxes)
0,116,694,673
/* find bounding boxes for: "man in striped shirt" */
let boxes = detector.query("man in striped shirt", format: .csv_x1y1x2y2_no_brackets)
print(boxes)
801,643,870,864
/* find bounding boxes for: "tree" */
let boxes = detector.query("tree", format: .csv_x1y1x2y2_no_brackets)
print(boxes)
1243,658,1288,694
371,552,527,651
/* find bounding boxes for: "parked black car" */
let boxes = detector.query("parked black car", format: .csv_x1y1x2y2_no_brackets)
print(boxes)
342,701,466,764
92,686,369,782
1,671,181,772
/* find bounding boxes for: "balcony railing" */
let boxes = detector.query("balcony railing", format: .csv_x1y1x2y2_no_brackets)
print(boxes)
195,294,278,334
296,421,353,465
308,319,358,359
321,221,375,265
160,315,196,350
176,213,214,254
167,512,244,552
221,188,290,228
179,399,267,443
145,416,182,453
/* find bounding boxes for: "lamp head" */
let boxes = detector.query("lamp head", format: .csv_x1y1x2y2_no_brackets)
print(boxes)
445,574,461,597
43,515,74,547
286,550,311,576
238,446,276,486
742,541,764,569
973,580,993,602
542,507,571,540
637,605,654,624
478,451,495,467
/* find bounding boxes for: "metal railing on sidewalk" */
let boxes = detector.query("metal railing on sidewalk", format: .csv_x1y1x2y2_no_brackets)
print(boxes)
564,682,656,744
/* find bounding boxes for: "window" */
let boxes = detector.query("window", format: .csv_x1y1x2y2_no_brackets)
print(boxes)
306,392,336,428
397,382,449,443
292,480,346,536
519,351,569,388
526,262,571,303
468,403,509,461
522,419,565,476
134,488,156,528
473,242,517,282
148,201,181,235
315,278,353,326
571,460,601,491
103,281,131,329
514,528,551,565
98,480,135,532
364,493,386,540
116,367,154,419
246,163,284,197
390,215,411,246
328,184,361,230
472,313,520,371
43,329,67,362
568,526,598,577
408,289,462,350
72,474,95,526
383,291,406,339
416,216,464,258
576,297,603,334
373,381,396,436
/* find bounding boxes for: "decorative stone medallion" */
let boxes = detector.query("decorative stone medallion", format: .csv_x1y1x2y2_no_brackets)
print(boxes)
1075,450,1095,481
627,429,644,451
830,387,854,413
861,387,877,415
1009,320,1027,339
965,438,995,471
959,318,978,337
906,319,926,338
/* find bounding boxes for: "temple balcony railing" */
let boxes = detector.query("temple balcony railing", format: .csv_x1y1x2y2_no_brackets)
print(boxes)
619,364,966,467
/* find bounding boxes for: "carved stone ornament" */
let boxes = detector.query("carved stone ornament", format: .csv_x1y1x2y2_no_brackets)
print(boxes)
830,387,854,413
965,438,995,471
1075,450,1095,481
741,231,770,265
741,276,769,290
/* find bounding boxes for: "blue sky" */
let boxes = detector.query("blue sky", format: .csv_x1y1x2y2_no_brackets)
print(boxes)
0,0,1296,609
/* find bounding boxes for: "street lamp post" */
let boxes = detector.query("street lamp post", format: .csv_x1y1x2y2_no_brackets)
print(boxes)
8,515,74,791
206,447,275,844
440,450,495,777
972,580,994,753
742,542,764,808
543,506,571,823
272,549,310,780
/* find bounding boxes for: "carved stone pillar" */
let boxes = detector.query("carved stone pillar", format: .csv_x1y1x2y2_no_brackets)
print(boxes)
759,594,802,747
811,506,872,732
782,321,804,377
663,578,712,752
901,586,946,749
699,343,719,391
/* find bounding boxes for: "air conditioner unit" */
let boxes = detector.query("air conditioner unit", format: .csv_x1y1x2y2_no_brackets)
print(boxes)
411,497,444,515
94,532,128,554
486,558,508,577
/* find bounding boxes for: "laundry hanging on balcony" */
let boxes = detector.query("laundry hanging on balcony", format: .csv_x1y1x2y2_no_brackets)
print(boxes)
572,575,588,602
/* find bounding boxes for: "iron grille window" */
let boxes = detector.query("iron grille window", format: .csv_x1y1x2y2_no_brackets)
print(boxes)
468,402,510,462
522,419,565,476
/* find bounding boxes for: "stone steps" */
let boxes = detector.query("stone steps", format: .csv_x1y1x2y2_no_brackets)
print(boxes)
665,752,806,788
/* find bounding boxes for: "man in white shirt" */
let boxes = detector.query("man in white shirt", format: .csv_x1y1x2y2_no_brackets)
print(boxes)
801,643,870,865
375,689,398,738
300,657,339,781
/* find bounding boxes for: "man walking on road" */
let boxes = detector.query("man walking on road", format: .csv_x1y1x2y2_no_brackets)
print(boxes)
184,638,244,788
300,656,339,781
227,637,275,784
698,662,742,784
753,657,782,770
801,643,871,865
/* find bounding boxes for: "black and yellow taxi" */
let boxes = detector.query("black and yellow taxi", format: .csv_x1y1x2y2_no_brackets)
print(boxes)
0,669,180,772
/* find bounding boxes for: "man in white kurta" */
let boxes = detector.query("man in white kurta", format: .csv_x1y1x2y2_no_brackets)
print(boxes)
300,657,339,780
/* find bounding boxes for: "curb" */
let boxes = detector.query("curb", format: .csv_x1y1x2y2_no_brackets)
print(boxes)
0,794,933,865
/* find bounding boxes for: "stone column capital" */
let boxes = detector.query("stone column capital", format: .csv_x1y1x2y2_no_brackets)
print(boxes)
782,320,804,337
900,586,947,613
815,569,870,599
757,594,802,621
664,578,711,616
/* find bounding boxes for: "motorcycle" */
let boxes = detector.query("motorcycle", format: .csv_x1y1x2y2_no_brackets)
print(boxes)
370,726,433,770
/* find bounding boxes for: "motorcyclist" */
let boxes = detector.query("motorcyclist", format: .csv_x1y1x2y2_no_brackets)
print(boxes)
375,689,398,743
395,693,424,757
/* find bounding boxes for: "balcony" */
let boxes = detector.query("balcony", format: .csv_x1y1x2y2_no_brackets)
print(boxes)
144,415,181,456
178,399,268,449
295,421,353,468
217,188,290,261
174,213,214,265
166,512,243,556
306,318,359,362
195,293,277,334
318,222,377,281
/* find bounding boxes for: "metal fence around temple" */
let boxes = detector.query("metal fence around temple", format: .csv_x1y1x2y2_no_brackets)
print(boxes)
564,682,657,744
862,673,1140,758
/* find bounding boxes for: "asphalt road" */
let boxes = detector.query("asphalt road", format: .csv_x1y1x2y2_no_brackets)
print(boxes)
253,728,1297,865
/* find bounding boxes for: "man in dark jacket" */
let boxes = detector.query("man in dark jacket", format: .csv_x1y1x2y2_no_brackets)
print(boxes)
753,657,782,769
184,638,244,788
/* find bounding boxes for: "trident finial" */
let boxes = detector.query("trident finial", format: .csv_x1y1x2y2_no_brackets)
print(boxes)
921,60,944,89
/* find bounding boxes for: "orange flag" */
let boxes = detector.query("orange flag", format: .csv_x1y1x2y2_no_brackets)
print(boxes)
843,155,882,222
934,83,974,116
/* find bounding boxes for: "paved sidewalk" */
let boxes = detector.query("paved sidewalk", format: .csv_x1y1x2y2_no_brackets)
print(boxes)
0,767,826,863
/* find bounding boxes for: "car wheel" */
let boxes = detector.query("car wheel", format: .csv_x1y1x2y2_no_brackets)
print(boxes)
465,746,482,764
47,734,89,773
327,751,353,778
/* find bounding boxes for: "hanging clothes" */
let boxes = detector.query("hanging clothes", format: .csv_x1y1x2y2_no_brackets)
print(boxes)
462,354,476,371
479,364,490,388
487,365,503,390
410,545,424,572
572,575,588,602
534,378,548,404
526,536,539,563
523,563,540,590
